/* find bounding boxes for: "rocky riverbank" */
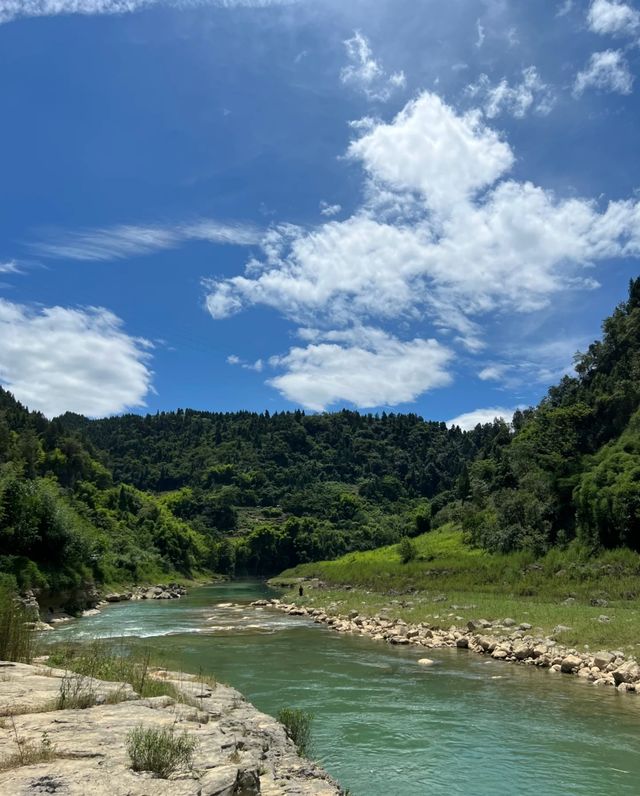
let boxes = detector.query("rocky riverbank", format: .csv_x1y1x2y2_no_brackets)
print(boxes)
0,661,341,795
18,583,189,632
255,598,640,696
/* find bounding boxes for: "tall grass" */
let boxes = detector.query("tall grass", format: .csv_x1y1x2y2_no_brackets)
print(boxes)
0,587,35,663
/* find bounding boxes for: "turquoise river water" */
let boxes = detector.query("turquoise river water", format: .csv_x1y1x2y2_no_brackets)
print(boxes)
47,581,640,796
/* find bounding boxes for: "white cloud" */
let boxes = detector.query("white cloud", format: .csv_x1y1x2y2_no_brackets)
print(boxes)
587,0,640,37
0,0,295,25
227,353,264,371
340,31,406,102
466,67,556,119
319,201,342,217
347,93,514,212
31,218,260,262
268,327,453,411
447,406,518,431
574,50,634,95
0,260,19,274
475,20,486,48
0,299,152,417
205,91,640,406
478,365,506,381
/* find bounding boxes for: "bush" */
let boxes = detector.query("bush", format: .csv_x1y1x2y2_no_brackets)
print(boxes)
277,707,313,756
126,725,197,778
398,536,417,564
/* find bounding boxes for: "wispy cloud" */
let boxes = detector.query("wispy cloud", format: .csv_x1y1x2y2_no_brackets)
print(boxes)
340,31,406,102
574,49,634,96
0,260,20,274
466,66,556,119
319,201,342,218
30,218,261,262
0,0,297,25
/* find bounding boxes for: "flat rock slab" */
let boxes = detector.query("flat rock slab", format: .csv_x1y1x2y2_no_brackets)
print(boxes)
0,664,340,796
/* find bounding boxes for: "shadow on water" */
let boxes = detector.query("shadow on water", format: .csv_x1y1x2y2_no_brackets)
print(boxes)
46,580,640,796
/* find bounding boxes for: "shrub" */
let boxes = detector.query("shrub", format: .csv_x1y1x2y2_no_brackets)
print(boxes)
126,725,197,778
398,536,417,564
277,707,313,756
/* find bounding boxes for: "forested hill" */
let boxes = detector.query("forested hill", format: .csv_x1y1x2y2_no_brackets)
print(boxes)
0,278,638,594
0,389,209,593
456,277,640,554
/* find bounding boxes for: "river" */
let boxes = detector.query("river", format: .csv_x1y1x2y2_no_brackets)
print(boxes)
46,580,640,796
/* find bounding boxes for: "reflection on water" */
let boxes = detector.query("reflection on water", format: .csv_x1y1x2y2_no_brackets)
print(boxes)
46,580,640,796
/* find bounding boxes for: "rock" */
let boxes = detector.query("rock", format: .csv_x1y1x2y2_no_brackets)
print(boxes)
513,643,534,661
492,649,508,660
82,608,101,617
456,637,469,649
612,660,640,685
594,651,615,670
562,597,576,606
597,615,611,623
518,623,532,631
347,610,359,619
389,636,410,645
560,655,583,674
104,593,124,603
502,618,516,627
0,664,340,796
406,629,420,639
417,658,435,666
552,625,572,635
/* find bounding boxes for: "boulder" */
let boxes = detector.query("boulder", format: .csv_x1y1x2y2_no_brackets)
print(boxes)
456,637,469,649
560,655,583,673
417,658,435,666
513,643,534,661
612,660,640,685
594,651,615,670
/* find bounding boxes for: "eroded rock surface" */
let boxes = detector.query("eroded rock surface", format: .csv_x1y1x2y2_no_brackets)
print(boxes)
0,663,340,796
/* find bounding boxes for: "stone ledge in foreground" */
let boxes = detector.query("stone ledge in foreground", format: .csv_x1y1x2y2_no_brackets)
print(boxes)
0,662,341,796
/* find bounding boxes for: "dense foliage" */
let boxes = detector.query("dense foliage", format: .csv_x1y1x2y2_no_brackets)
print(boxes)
0,389,208,591
456,278,640,554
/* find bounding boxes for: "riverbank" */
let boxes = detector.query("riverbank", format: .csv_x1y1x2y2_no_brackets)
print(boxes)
19,577,219,632
0,659,341,795
260,589,640,696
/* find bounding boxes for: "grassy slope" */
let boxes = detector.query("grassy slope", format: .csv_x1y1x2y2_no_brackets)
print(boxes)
278,525,640,654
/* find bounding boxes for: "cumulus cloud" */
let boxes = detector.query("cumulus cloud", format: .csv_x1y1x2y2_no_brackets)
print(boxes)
0,299,152,417
30,218,260,262
466,67,556,119
587,0,640,37
347,93,514,212
204,91,640,408
447,406,518,431
227,353,263,371
268,327,453,411
0,0,295,25
340,31,406,102
574,50,634,95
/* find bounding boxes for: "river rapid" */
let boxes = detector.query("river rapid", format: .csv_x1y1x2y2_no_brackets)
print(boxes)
46,581,640,796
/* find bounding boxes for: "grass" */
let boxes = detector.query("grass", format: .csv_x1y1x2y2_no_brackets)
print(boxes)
0,589,36,663
277,707,313,757
279,524,640,654
0,717,56,772
47,640,216,707
126,724,197,778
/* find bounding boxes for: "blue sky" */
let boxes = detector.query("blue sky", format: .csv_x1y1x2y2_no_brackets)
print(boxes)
1,0,639,427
